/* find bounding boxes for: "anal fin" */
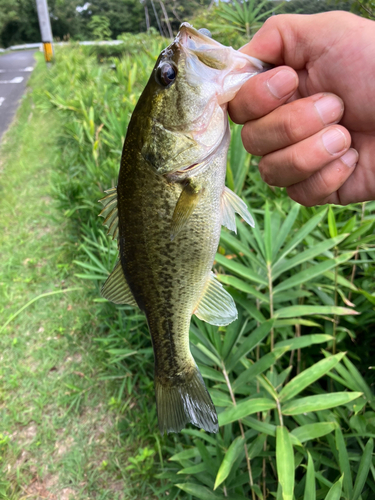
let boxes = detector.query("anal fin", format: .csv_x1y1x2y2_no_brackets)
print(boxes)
171,182,203,241
101,261,138,307
221,186,254,233
194,272,237,326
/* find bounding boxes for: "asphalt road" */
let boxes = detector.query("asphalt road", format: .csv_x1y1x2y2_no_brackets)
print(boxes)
0,50,36,141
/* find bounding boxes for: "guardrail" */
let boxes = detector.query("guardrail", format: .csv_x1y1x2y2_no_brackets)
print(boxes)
0,40,125,52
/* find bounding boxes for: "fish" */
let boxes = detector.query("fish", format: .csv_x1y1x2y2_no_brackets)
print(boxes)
99,23,268,434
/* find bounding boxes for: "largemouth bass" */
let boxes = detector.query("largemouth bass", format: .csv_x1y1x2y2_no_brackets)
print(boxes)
99,24,267,434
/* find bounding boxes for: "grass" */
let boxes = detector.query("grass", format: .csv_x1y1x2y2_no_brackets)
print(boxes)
0,56,162,500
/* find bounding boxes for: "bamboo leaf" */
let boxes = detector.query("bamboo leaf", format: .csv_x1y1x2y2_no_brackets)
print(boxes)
226,319,275,371
274,208,327,264
276,426,295,500
273,203,300,259
324,475,343,500
233,346,289,392
335,427,353,499
328,207,338,238
352,438,374,500
220,230,265,269
272,234,348,279
304,452,316,500
215,253,268,286
243,416,276,437
214,436,244,490
177,463,207,475
279,353,346,402
275,334,333,350
273,252,355,294
218,398,277,426
275,305,358,318
176,483,226,500
217,274,268,302
292,422,337,443
282,392,362,415
264,201,272,264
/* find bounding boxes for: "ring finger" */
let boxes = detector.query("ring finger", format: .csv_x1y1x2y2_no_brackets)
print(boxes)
258,125,351,187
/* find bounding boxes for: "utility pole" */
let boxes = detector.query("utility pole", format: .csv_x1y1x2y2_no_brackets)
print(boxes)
35,0,54,62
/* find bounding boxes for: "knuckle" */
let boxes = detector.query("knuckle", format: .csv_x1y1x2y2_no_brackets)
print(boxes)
289,147,311,175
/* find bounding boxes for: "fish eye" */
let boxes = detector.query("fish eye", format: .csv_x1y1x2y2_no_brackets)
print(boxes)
156,62,177,87
198,28,212,38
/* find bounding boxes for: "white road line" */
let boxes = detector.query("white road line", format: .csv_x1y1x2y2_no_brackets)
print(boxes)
0,76,24,84
0,97,5,106
23,66,34,72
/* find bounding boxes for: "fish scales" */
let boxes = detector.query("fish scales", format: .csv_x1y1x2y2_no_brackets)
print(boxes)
99,23,268,434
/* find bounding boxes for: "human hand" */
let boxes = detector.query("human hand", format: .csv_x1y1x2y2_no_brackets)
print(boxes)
229,12,375,206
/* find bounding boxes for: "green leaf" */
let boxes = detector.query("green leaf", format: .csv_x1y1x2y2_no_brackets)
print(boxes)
282,392,362,415
272,234,348,279
215,253,268,286
352,438,374,500
274,208,327,264
276,427,295,500
304,452,316,500
324,475,343,500
273,203,300,259
177,463,207,475
264,201,272,264
275,334,333,351
242,416,276,437
275,305,358,318
342,356,375,407
218,398,277,426
176,483,226,500
279,353,345,402
291,422,337,443
226,319,275,372
220,228,265,269
217,274,268,302
335,427,353,499
273,252,355,294
233,346,289,392
328,207,338,238
214,436,244,490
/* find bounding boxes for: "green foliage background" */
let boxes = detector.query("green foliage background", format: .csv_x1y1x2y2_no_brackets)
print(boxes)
21,14,375,500
1,1,374,499
0,0,357,48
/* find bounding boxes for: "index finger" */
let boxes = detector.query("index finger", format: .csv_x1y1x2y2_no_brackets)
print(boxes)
229,66,299,124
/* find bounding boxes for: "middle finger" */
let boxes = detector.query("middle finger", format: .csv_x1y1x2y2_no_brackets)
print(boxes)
241,93,344,156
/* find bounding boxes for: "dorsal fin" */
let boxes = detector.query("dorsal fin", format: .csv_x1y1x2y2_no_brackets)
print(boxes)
221,186,254,233
101,261,138,307
99,187,119,241
170,182,204,241
194,272,237,326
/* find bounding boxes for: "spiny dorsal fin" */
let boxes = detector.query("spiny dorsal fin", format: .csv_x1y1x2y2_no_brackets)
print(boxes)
99,187,119,241
171,182,204,241
194,272,237,326
221,186,254,233
101,261,138,307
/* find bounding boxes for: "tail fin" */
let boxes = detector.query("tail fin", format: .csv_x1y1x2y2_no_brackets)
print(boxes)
155,366,218,434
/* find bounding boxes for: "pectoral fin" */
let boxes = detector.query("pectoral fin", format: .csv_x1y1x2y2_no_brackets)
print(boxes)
171,182,203,240
194,272,237,326
101,261,138,307
99,187,119,241
221,186,254,233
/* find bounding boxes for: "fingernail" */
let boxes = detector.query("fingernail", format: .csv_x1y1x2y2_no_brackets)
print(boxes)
314,95,343,125
267,70,297,99
340,148,358,167
322,128,347,155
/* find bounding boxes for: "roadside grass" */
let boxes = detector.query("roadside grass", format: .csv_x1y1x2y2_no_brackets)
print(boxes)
0,57,161,500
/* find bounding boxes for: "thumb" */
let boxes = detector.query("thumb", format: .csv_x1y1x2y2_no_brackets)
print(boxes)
239,11,359,69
